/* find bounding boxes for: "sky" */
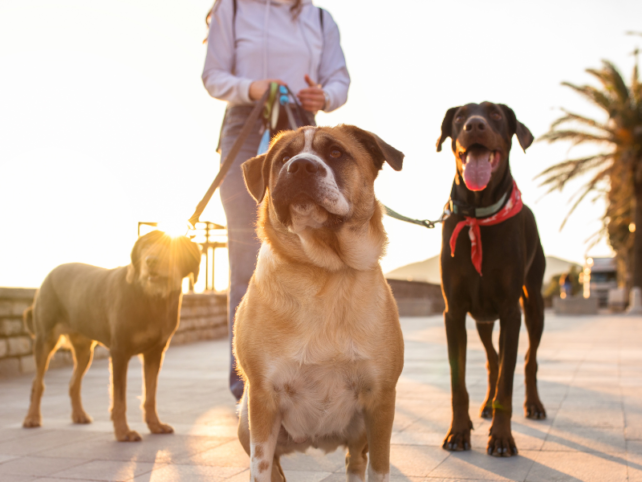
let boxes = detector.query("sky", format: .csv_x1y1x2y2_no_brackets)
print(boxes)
1,0,641,290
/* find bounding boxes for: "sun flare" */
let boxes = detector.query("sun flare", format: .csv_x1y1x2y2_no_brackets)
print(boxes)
157,219,190,238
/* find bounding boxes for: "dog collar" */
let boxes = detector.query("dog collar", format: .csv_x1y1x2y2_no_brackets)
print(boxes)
449,190,509,219
449,180,523,276
449,173,514,219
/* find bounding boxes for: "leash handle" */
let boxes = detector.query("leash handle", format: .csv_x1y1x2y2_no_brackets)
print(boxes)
188,88,271,228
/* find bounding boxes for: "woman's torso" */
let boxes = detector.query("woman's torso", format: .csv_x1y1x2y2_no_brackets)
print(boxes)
232,0,324,96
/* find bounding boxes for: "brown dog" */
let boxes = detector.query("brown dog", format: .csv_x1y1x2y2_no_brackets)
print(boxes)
22,231,200,442
235,125,405,481
436,102,546,457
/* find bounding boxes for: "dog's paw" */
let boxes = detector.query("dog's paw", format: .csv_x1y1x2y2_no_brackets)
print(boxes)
72,410,93,424
22,414,42,428
442,428,472,451
524,400,546,420
116,430,142,442
480,404,493,419
487,433,518,457
148,422,174,435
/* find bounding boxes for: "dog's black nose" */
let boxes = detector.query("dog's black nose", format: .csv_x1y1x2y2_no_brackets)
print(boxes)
146,256,159,267
464,119,486,132
287,158,320,175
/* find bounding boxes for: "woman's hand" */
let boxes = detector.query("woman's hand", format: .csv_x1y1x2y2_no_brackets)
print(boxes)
249,79,285,101
297,75,326,114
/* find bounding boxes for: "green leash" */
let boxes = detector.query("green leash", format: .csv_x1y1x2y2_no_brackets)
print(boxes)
383,205,448,229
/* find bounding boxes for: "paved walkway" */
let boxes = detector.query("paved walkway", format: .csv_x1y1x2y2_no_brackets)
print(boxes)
0,313,641,481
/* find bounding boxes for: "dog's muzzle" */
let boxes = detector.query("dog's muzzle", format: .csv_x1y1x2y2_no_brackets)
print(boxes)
272,156,345,227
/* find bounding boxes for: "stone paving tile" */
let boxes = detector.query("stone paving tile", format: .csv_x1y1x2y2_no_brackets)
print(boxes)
525,451,629,482
0,456,88,477
223,469,250,482
131,464,246,481
428,449,536,481
542,426,626,454
51,460,158,481
320,475,425,482
0,453,19,464
627,441,642,482
389,445,450,477
279,448,345,472
172,439,249,468
0,475,37,482
36,432,233,464
0,428,103,456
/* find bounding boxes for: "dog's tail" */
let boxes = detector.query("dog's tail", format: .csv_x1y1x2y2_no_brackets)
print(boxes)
23,305,35,337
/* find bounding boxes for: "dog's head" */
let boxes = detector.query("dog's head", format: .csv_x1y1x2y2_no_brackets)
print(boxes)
436,102,533,192
242,125,403,270
126,230,201,297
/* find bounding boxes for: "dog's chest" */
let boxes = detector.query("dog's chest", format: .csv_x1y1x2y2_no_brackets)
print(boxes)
126,305,178,352
269,359,369,442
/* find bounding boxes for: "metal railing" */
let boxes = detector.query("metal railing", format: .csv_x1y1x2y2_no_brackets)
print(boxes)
137,221,227,292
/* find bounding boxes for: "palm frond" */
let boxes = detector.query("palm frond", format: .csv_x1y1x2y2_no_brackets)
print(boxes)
559,165,612,230
561,82,613,111
550,109,614,134
537,154,613,195
586,61,629,106
539,129,614,145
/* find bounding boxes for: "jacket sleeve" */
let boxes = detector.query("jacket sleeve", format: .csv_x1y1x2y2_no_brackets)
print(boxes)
202,0,253,104
317,10,350,113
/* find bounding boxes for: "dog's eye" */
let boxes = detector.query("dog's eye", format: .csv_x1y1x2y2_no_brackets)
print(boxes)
282,156,290,163
491,112,502,120
455,115,465,123
330,149,342,158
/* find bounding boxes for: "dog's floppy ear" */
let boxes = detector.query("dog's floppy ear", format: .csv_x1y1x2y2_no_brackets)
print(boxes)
341,125,404,171
242,154,269,203
499,104,534,152
436,107,460,152
126,235,146,283
127,231,165,283
174,236,202,284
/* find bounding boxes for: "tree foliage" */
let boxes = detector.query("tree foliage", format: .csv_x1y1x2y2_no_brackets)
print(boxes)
538,59,642,285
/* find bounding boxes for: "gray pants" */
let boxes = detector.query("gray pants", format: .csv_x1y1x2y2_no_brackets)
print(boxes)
219,106,263,401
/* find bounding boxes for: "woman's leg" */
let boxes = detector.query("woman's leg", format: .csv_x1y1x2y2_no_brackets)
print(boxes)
219,108,263,401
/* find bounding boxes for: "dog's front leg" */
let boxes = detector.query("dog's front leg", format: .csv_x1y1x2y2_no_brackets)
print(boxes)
443,308,473,451
488,306,521,457
363,388,396,482
142,345,173,434
110,350,141,442
248,383,282,482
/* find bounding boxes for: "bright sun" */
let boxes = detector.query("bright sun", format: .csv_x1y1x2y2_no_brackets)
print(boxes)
157,219,190,238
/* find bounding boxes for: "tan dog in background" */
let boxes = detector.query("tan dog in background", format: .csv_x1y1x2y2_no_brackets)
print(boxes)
22,231,200,442
235,125,405,481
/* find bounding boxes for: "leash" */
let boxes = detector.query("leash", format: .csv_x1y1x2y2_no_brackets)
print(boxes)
383,204,449,229
189,83,311,227
188,88,271,227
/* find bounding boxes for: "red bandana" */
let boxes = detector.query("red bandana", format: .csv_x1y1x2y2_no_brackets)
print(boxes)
449,180,523,276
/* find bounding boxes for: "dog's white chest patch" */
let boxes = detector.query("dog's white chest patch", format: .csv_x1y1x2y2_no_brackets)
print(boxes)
270,361,366,443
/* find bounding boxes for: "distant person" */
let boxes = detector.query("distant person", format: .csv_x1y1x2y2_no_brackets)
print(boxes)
560,273,573,299
202,0,350,401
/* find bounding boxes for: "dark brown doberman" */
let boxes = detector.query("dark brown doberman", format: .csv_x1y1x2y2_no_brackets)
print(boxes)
436,102,546,457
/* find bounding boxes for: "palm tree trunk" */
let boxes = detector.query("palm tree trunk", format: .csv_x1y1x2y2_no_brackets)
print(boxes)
629,181,642,314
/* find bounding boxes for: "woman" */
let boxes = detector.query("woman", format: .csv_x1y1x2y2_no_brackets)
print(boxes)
202,0,350,400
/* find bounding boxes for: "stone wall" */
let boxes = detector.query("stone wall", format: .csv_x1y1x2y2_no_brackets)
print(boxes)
0,288,37,377
386,279,445,317
0,288,228,378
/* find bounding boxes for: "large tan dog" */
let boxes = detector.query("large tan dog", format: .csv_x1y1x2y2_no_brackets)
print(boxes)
22,231,200,442
235,125,405,481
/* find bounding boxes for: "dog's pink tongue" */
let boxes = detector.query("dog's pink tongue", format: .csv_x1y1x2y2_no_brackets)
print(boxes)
463,150,492,191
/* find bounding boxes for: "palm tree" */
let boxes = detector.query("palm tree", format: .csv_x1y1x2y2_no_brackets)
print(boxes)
538,58,642,296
